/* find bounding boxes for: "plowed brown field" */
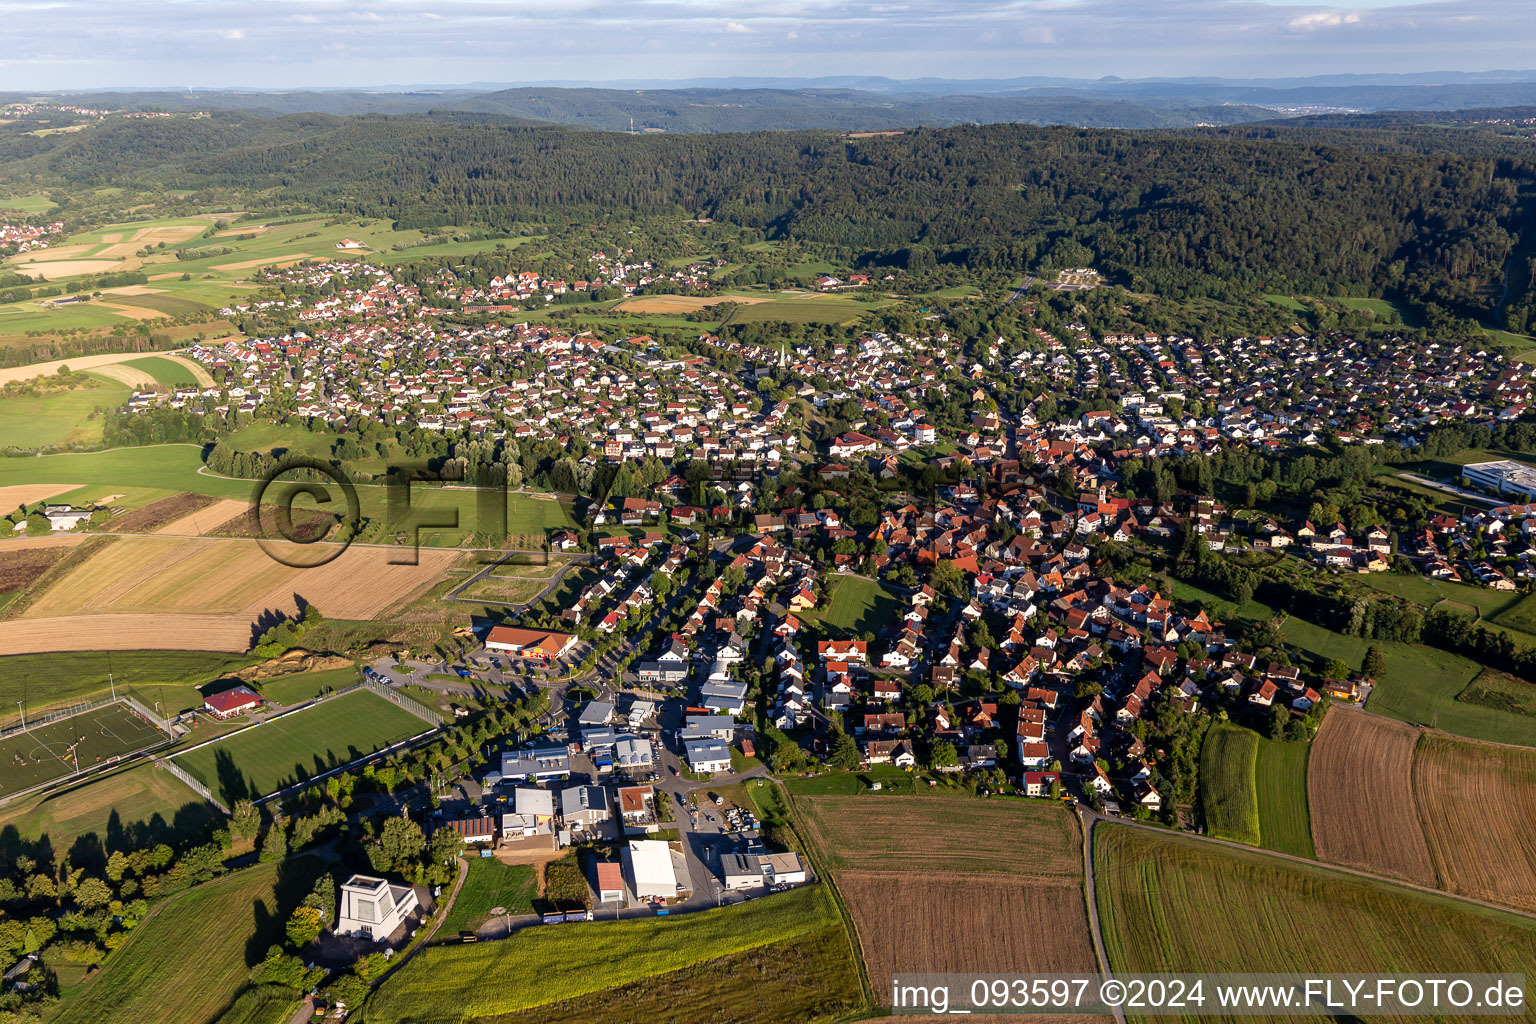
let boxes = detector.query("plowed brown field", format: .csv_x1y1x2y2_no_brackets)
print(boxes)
1414,735,1536,911
106,492,219,534
1307,710,1434,884
840,871,1096,983
797,795,1081,877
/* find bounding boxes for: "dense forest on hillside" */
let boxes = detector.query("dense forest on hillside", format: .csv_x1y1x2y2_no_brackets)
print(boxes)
3,112,1535,320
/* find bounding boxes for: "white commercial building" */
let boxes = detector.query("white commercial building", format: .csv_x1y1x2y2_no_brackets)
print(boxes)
622,839,678,899
335,874,419,943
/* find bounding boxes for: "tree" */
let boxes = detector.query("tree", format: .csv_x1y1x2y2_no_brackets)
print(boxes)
1322,658,1352,680
1361,645,1386,680
285,904,325,948
72,876,112,911
25,513,49,536
258,824,287,863
930,741,958,769
828,730,860,771
230,800,261,844
930,560,967,600
374,816,426,872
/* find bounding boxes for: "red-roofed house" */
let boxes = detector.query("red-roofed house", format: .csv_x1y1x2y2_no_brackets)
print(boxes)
204,685,262,719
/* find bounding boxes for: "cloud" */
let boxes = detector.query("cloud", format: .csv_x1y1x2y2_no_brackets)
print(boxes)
725,20,749,32
218,27,245,40
1289,11,1363,30
1021,25,1058,43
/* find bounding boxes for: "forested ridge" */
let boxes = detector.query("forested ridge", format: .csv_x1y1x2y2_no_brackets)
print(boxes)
5,111,1536,319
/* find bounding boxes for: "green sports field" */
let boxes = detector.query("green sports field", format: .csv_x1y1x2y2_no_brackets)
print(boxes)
0,701,167,798
173,689,432,802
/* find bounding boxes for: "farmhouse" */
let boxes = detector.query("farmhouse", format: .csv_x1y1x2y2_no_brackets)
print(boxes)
203,685,262,719
335,873,420,943
622,839,679,899
484,625,577,661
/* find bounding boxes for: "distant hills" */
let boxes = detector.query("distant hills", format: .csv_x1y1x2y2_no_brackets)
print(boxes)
7,69,1536,133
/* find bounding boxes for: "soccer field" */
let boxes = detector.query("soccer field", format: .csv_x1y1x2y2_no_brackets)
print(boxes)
172,689,433,803
0,703,167,797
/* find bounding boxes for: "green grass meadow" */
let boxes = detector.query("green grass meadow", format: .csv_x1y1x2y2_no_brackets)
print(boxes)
0,376,129,448
813,575,903,635
438,857,538,935
1198,723,1260,845
173,689,431,802
55,857,323,1024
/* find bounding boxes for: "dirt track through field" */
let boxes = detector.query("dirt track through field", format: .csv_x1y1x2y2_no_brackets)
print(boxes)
1308,710,1435,885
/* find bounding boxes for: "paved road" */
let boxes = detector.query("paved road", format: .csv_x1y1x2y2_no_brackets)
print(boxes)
1396,473,1502,507
444,552,592,610
1077,807,1127,1024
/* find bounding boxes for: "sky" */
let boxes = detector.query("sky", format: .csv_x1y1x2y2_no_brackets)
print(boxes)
0,0,1532,91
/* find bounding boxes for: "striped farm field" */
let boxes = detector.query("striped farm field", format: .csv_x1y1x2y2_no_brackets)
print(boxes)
1198,723,1259,845
795,793,1095,1014
1094,825,1536,1004
172,689,431,802
367,884,846,1024
1413,735,1536,912
1307,709,1434,885
0,612,256,654
796,794,1080,876
1198,723,1313,856
11,533,461,634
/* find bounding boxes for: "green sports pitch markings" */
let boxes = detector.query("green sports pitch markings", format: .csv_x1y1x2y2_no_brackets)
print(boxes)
0,702,167,798
172,688,432,803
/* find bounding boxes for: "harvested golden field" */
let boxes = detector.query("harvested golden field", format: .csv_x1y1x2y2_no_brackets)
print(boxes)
152,498,249,536
211,253,320,272
0,612,254,653
87,362,157,386
797,795,1081,877
106,492,220,534
94,304,165,323
1414,735,1536,912
1307,709,1434,885
15,260,124,279
18,534,461,624
841,871,1096,982
0,483,80,509
616,294,770,313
